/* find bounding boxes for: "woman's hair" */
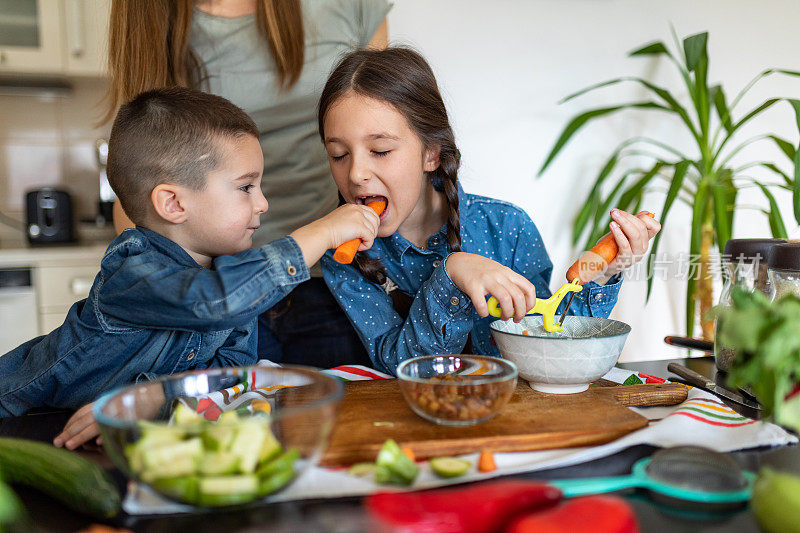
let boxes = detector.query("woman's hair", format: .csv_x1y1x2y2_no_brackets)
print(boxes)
103,0,304,123
318,47,462,287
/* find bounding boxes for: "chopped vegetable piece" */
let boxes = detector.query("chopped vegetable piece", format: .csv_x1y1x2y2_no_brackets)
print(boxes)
430,457,471,478
478,450,497,473
401,446,415,462
376,439,418,485
347,463,377,477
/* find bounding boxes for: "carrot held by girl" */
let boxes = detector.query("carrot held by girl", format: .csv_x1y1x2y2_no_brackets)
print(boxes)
318,47,661,376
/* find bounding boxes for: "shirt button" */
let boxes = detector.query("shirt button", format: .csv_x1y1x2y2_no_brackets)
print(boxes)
432,260,441,268
431,237,440,246
450,296,460,306
186,352,195,361
287,265,297,276
594,294,603,301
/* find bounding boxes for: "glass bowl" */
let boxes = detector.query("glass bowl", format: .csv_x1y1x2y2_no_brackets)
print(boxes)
490,315,631,394
396,355,518,426
94,365,342,508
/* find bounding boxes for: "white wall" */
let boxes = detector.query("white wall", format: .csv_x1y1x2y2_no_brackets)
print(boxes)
387,0,800,362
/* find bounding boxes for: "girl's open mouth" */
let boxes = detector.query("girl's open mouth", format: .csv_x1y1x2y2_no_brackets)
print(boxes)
356,195,389,220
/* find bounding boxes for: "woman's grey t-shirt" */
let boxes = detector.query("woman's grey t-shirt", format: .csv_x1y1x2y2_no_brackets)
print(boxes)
191,0,391,270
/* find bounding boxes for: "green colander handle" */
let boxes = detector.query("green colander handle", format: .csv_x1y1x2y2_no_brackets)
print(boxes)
549,475,639,498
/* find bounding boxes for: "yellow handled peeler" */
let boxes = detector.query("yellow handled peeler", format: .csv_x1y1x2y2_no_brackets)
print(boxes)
487,279,582,332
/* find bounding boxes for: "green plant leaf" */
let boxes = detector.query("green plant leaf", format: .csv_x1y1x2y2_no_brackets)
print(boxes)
559,78,698,139
686,181,709,336
758,162,792,187
647,161,691,300
571,151,621,245
710,85,733,133
630,41,671,57
768,135,796,161
717,98,780,156
586,177,628,249
711,182,732,251
538,102,669,175
683,32,709,72
618,162,665,211
573,192,599,246
788,99,800,225
758,183,788,238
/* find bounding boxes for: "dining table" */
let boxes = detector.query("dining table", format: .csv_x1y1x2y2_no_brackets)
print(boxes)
1,355,797,533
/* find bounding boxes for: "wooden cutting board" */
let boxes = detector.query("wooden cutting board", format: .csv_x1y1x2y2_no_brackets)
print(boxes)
318,379,687,466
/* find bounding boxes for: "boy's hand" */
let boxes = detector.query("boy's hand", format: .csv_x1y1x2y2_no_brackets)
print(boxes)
595,209,661,284
446,252,537,322
53,402,101,450
291,204,380,267
322,203,381,251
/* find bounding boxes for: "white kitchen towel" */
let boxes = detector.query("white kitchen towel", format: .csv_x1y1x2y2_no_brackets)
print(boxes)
122,366,797,515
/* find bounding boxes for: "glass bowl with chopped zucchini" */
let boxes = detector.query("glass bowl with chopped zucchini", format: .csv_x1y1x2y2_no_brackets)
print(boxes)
396,355,518,426
94,365,343,508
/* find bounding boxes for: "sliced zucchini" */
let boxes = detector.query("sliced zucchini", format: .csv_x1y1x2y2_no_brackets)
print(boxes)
430,457,471,478
198,452,240,476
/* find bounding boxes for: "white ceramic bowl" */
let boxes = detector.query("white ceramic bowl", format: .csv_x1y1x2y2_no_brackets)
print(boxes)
490,315,631,394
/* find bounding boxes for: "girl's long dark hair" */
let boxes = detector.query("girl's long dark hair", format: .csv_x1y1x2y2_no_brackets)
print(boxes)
318,47,462,287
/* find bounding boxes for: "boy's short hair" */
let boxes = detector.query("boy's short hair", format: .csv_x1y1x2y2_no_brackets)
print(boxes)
107,87,259,225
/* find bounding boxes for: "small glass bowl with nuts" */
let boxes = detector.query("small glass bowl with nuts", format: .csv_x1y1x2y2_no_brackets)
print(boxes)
396,355,518,426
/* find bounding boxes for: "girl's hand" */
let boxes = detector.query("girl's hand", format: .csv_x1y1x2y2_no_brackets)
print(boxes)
596,209,661,283
291,203,380,267
53,402,101,450
446,252,537,322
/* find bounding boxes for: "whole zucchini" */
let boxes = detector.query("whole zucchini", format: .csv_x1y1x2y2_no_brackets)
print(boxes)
0,437,120,519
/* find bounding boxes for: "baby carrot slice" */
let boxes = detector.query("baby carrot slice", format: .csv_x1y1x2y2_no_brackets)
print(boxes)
333,200,386,264
478,450,497,473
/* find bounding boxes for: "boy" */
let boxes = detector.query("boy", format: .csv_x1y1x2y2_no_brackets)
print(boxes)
0,87,379,420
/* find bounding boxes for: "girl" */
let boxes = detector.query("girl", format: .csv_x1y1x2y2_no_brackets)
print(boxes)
318,47,660,376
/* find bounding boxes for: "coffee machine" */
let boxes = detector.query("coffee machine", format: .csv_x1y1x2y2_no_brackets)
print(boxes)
25,188,75,244
96,139,115,224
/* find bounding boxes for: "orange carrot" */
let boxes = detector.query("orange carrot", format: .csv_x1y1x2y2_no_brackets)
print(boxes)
333,200,387,264
401,446,416,462
566,212,655,284
478,450,497,472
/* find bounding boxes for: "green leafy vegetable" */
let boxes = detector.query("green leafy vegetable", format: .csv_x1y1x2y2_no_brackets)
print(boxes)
716,287,800,429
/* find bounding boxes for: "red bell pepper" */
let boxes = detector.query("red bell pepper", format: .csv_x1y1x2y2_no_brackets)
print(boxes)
366,480,561,533
505,495,638,533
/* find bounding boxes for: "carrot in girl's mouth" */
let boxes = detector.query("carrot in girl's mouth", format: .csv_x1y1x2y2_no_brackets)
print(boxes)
333,200,387,263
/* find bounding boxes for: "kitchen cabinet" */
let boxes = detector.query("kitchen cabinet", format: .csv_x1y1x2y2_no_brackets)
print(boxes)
0,0,110,77
0,244,105,354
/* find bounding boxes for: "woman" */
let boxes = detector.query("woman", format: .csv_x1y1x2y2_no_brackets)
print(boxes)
106,0,390,367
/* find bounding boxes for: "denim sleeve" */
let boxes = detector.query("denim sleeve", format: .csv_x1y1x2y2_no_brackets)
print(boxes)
98,237,309,331
322,254,473,376
205,321,259,368
511,215,622,318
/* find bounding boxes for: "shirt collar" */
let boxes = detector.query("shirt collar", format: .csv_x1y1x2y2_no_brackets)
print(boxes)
134,226,201,268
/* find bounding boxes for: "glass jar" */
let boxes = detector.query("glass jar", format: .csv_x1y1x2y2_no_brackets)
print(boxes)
715,238,784,371
768,243,800,301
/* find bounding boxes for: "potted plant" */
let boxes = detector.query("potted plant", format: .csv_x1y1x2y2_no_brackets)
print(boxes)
539,30,800,339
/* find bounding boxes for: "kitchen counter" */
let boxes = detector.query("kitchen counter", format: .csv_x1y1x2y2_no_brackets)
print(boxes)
0,356,795,532
0,241,108,267
0,239,111,351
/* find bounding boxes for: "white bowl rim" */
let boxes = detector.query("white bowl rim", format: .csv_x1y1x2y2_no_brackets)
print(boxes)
489,316,631,340
396,354,518,385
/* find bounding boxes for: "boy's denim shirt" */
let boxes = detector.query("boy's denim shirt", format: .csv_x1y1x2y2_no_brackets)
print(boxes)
322,187,623,376
0,227,309,417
